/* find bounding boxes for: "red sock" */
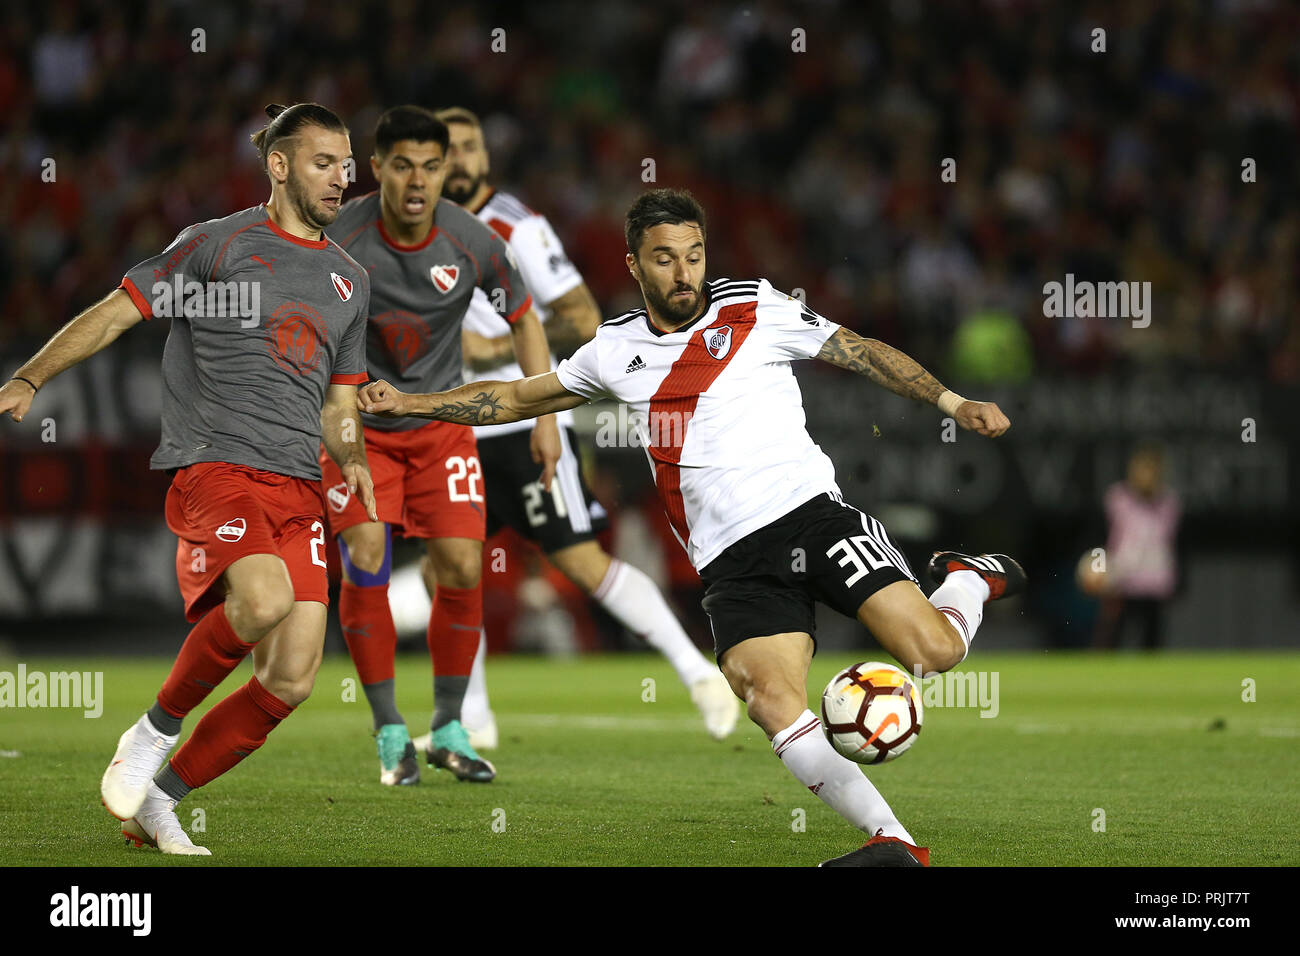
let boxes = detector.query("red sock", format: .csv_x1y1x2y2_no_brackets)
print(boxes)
427,584,482,676
339,581,398,685
156,604,256,718
169,676,294,789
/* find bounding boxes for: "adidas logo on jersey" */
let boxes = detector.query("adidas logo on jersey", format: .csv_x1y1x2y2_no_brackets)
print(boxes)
625,355,646,373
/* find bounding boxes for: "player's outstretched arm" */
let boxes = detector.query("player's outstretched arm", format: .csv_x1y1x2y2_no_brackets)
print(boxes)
358,372,586,426
321,384,378,521
1,288,144,423
816,327,1010,437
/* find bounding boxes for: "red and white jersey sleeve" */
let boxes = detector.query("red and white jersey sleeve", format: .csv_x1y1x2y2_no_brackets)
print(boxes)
556,277,844,571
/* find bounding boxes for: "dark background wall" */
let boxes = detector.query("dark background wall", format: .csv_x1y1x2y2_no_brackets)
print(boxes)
1,0,1296,652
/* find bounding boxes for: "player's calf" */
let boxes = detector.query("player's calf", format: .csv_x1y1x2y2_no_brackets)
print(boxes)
718,633,813,738
547,541,612,595
891,606,967,677
251,601,327,708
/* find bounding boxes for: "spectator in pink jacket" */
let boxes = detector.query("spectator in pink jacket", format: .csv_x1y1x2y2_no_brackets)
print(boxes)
1094,444,1182,649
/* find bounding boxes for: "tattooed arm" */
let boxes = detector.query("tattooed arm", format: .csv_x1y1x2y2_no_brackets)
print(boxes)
357,371,586,426
816,327,1010,437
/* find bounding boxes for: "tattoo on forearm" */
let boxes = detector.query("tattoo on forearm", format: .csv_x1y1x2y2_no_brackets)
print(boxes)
428,389,505,425
817,329,945,404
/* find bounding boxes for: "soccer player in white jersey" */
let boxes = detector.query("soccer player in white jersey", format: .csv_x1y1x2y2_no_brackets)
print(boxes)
396,106,734,746
357,189,1026,867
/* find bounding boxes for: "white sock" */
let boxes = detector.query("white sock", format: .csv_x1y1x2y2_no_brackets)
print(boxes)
928,570,989,662
593,558,714,686
461,630,493,727
772,709,914,842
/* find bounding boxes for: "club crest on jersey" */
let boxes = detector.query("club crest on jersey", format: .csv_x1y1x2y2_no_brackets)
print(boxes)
702,325,733,360
216,517,247,542
265,302,326,376
429,264,460,293
374,310,431,374
327,482,351,513
330,272,354,302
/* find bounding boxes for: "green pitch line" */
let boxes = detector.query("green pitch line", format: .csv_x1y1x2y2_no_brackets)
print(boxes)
0,651,1296,866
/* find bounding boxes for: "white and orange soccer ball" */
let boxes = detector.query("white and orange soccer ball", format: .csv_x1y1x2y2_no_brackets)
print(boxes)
820,662,923,765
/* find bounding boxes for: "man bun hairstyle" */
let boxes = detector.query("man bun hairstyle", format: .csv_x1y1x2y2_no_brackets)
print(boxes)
373,105,450,158
250,102,348,168
625,188,707,257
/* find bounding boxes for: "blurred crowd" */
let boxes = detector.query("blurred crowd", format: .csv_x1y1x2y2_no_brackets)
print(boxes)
2,0,1298,385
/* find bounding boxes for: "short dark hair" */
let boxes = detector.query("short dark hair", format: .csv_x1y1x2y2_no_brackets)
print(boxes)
625,188,707,257
250,103,348,170
433,106,481,130
373,105,450,158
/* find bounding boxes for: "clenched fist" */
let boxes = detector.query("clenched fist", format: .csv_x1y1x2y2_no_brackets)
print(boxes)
954,400,1011,437
357,379,411,417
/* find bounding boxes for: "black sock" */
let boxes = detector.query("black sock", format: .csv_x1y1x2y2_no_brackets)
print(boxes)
147,700,183,736
154,763,191,801
432,676,469,730
362,678,404,731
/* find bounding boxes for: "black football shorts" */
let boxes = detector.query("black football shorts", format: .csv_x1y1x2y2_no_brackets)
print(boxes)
479,425,609,553
698,491,916,664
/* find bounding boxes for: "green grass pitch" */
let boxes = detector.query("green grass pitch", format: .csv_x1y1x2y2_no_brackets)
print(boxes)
2,651,1297,866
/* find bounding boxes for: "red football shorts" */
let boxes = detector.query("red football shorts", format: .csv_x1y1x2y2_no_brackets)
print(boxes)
165,462,331,623
319,421,486,541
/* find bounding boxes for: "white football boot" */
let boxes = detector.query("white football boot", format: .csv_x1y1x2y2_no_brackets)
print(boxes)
122,784,211,856
101,714,179,821
690,673,740,740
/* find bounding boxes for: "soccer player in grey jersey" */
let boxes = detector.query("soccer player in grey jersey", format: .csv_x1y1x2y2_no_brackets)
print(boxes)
320,105,560,784
2,103,376,856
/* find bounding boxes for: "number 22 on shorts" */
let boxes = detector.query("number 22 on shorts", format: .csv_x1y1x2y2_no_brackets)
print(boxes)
446,455,484,503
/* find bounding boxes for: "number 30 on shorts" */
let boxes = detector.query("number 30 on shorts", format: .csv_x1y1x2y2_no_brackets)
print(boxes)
446,455,484,503
827,534,892,588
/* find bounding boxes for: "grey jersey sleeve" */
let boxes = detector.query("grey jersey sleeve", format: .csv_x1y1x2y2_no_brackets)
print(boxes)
120,222,222,320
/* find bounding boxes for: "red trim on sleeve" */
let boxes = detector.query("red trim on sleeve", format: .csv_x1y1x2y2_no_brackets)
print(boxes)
119,277,153,320
263,215,328,249
330,372,369,385
505,295,533,325
486,217,514,241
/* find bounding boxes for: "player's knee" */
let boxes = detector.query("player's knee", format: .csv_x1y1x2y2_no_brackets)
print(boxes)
431,554,481,589
260,672,315,708
341,537,386,577
228,581,294,637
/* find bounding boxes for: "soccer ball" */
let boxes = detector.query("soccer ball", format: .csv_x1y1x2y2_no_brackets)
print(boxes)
820,662,923,764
